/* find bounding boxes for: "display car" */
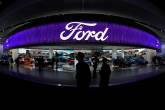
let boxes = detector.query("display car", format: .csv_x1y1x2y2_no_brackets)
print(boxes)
67,58,74,65
0,55,9,65
134,56,148,65
124,56,148,65
84,57,92,66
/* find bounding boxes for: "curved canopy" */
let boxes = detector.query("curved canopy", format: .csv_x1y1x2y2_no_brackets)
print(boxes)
3,21,161,50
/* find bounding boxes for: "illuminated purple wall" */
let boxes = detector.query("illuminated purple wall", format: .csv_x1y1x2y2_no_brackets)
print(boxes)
3,21,161,50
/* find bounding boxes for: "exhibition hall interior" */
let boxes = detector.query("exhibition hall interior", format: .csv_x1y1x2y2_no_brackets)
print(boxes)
0,0,165,95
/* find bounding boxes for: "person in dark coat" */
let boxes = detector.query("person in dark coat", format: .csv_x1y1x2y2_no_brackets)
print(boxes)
55,58,59,70
38,56,44,72
8,56,14,69
51,56,55,70
75,52,91,88
55,52,59,70
92,56,99,79
99,57,111,88
15,56,20,72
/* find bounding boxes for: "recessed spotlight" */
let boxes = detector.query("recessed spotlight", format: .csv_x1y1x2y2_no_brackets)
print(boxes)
57,84,62,86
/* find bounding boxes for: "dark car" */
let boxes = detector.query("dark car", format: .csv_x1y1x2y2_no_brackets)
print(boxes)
125,56,148,65
58,56,68,63
0,55,9,65
124,56,135,65
133,56,148,65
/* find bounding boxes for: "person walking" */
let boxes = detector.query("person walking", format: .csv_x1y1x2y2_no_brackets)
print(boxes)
75,52,91,88
99,57,111,88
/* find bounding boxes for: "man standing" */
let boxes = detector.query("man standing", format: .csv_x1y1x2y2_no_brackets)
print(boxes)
92,56,99,79
51,56,55,70
9,55,14,70
15,56,20,72
38,56,44,72
99,57,111,88
55,52,59,71
75,52,91,88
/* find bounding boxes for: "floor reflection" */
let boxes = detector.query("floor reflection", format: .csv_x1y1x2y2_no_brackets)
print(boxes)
1,64,165,87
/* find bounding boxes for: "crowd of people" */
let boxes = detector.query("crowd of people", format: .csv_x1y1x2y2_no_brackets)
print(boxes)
7,55,21,72
7,54,59,72
5,50,165,89
6,51,112,88
35,56,59,72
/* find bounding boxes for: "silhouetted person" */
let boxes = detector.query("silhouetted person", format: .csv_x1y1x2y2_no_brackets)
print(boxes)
92,56,99,78
55,58,59,70
8,56,14,70
55,52,59,71
52,57,55,70
153,55,161,65
38,56,44,72
99,57,111,88
15,56,20,72
157,56,161,65
152,56,156,65
75,52,91,88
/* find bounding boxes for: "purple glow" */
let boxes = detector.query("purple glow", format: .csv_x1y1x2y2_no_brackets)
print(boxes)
3,21,161,50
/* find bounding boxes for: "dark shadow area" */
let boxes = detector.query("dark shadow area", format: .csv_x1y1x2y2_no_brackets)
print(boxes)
0,70,165,100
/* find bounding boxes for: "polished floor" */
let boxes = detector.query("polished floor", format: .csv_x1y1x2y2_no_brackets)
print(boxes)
1,64,165,87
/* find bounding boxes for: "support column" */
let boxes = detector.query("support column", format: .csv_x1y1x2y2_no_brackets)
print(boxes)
145,49,156,64
112,48,117,59
74,58,78,68
49,48,53,59
146,49,151,64
121,49,124,58
0,44,3,56
160,44,165,55
11,49,19,61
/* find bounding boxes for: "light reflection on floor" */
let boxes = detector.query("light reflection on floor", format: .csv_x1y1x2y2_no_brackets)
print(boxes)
1,64,165,87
